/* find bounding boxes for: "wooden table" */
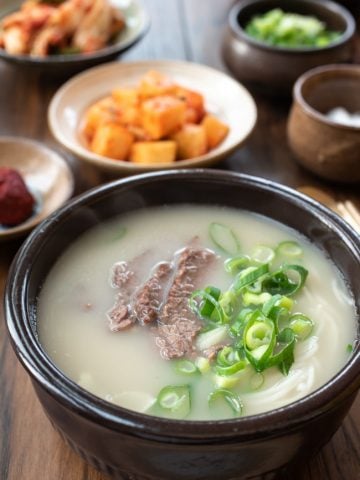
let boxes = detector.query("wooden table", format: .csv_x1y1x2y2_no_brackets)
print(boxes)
0,1,359,479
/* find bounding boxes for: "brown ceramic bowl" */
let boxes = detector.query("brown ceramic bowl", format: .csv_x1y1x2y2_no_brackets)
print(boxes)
5,170,360,480
222,0,356,94
287,64,360,183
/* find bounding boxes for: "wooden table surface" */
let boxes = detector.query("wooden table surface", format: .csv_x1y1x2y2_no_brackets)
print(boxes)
0,1,359,479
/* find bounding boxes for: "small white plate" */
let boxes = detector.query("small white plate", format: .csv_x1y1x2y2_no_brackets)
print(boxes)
48,60,257,174
0,137,74,240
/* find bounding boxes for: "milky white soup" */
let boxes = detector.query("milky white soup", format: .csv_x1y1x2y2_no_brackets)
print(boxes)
38,205,356,420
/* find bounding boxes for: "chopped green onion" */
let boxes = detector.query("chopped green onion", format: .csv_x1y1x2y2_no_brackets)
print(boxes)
214,373,243,389
245,321,274,350
195,356,211,373
346,343,353,354
196,325,228,351
289,313,313,340
189,287,224,323
209,222,240,255
229,308,253,337
224,255,250,274
251,245,275,264
245,8,341,49
277,241,303,258
242,291,272,306
262,264,308,296
218,289,238,318
268,328,296,375
175,360,199,375
208,388,243,416
215,346,247,376
217,346,241,366
233,264,269,292
155,385,191,419
243,312,276,372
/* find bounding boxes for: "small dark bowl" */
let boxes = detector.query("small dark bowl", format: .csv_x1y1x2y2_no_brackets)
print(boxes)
0,0,150,75
222,0,356,94
287,64,360,183
5,170,360,480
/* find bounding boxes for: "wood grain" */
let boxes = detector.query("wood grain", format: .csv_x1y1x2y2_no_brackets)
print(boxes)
0,1,359,479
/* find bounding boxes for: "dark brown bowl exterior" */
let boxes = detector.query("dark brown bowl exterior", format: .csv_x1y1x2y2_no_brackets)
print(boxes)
5,170,360,480
288,64,360,183
222,0,355,94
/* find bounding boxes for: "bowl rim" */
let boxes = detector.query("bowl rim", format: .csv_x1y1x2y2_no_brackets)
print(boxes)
47,59,258,173
293,63,360,131
0,0,150,66
228,0,356,54
5,169,360,441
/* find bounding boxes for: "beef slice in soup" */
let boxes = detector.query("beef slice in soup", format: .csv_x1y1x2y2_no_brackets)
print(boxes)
132,261,173,325
107,252,154,331
108,246,217,359
155,247,216,359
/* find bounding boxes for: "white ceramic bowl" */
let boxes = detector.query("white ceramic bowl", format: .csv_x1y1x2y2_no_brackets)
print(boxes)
48,60,257,175
0,137,74,240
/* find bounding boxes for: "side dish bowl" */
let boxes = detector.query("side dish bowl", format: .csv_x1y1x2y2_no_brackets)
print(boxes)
5,169,360,480
287,64,360,183
48,60,257,175
0,136,74,240
222,0,355,93
0,0,149,74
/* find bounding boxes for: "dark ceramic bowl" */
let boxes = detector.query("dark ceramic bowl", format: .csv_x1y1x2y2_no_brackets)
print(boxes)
5,170,360,480
222,0,356,94
288,64,360,183
0,0,149,75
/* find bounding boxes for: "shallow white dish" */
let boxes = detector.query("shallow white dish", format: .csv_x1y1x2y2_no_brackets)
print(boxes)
0,137,74,240
48,60,257,174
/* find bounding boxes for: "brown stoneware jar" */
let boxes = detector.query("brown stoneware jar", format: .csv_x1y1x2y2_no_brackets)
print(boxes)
288,64,360,183
222,0,355,94
5,170,360,480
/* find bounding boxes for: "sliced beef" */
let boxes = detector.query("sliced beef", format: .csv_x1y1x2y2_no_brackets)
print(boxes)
155,247,216,360
107,246,217,359
132,262,173,325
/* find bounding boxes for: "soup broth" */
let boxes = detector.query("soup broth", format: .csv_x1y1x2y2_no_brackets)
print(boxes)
38,205,356,420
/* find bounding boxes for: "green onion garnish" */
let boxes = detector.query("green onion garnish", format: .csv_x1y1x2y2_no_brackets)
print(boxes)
208,388,243,417
224,255,250,274
346,343,353,354
262,264,308,296
243,312,276,372
189,287,224,323
251,245,275,264
154,385,191,419
289,313,314,340
209,222,240,255
233,264,269,292
276,241,303,258
175,360,199,375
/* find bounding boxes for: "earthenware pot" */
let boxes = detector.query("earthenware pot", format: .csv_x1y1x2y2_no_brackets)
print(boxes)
288,64,360,183
222,0,356,94
5,170,360,480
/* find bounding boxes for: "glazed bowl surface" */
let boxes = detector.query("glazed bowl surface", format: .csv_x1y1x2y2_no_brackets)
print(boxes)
287,64,360,183
5,169,360,480
222,0,355,94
